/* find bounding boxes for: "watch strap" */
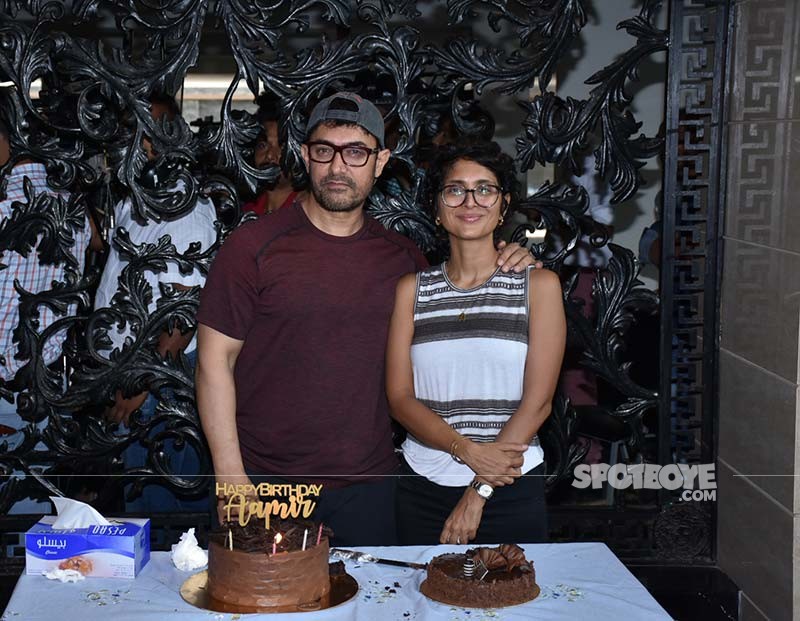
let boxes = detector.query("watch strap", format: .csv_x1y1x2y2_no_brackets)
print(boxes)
470,479,494,500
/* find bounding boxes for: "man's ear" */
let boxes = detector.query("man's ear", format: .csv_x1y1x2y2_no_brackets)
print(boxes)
374,147,392,178
300,143,310,173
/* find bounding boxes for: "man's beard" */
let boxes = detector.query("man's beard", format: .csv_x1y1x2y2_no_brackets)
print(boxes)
311,174,367,213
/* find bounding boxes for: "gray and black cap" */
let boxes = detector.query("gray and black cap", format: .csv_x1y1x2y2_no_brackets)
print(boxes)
306,92,385,148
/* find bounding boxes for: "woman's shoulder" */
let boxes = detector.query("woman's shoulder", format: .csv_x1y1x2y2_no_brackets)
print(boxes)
395,265,447,302
416,263,444,281
397,271,418,289
398,263,441,290
393,272,418,310
528,267,562,296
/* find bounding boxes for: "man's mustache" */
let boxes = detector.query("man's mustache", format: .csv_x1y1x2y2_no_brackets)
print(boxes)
321,175,355,188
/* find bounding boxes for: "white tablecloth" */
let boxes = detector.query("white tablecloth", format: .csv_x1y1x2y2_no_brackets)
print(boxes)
2,543,671,621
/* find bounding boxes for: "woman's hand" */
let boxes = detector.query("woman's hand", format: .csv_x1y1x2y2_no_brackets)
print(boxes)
440,488,486,545
460,440,527,487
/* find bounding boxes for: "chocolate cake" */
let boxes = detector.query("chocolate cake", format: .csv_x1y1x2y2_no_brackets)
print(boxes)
207,519,332,610
421,544,539,608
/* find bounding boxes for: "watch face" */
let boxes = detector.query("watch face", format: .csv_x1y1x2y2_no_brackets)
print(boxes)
477,483,493,498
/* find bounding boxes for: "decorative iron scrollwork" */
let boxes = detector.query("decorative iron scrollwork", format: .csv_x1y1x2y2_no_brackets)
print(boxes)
0,0,721,565
516,0,666,203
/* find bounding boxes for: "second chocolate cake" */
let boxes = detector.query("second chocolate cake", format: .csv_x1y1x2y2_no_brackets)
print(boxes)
421,543,539,608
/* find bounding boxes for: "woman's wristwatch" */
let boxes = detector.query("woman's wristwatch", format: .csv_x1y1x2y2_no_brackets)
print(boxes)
470,479,494,500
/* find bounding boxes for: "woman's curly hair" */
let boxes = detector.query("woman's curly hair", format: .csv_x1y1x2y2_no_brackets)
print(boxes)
423,140,520,250
423,140,519,217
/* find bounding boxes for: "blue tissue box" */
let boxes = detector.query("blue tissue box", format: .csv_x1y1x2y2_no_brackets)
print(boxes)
25,516,150,578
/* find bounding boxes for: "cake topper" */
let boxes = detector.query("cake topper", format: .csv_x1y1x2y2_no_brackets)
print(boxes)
216,482,322,529
497,543,528,571
473,548,506,571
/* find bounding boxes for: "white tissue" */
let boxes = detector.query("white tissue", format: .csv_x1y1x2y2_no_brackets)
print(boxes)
42,568,85,583
171,528,208,571
50,497,111,529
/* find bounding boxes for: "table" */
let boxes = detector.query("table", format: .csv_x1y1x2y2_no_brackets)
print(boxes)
2,543,671,620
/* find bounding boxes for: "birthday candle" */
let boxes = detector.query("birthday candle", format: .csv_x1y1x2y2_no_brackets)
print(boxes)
227,529,233,551
316,523,323,545
302,529,308,551
272,533,282,555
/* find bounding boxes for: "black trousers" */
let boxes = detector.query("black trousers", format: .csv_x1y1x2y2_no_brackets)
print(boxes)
396,458,548,545
234,472,398,547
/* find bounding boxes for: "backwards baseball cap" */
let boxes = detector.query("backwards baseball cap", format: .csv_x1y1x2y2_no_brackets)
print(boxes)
306,92,385,148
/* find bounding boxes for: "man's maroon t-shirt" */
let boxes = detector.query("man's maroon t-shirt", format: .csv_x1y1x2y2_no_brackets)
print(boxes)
197,201,428,486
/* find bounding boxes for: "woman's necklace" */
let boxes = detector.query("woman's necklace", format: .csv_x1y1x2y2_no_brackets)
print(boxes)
444,261,499,322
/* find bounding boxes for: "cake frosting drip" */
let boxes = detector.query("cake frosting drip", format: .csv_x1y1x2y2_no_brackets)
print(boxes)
207,519,332,609
421,544,538,608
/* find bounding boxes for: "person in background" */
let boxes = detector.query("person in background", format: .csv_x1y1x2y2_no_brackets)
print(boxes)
0,114,93,513
242,93,301,216
387,141,566,545
94,91,217,513
558,151,613,465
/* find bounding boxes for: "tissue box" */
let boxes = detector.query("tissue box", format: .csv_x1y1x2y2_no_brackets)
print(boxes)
25,516,150,579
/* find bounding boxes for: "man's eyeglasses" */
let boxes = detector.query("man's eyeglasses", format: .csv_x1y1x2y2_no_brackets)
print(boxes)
306,142,379,167
439,184,503,208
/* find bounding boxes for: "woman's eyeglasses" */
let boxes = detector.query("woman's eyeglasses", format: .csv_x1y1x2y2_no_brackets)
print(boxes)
439,184,502,208
306,142,379,167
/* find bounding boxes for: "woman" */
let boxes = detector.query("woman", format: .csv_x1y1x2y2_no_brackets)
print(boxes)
386,141,566,545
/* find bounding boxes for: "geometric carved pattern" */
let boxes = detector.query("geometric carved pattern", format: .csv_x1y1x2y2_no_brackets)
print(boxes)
730,0,792,122
661,0,730,475
655,0,732,565
723,0,800,389
727,0,798,249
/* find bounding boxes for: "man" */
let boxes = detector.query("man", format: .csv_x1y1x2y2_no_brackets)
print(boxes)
242,95,300,216
0,117,92,513
95,92,217,512
196,92,534,544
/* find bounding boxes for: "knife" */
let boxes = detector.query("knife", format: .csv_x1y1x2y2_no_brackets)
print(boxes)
330,547,427,570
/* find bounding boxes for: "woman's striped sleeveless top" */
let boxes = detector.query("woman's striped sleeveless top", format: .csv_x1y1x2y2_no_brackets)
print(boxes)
401,263,543,487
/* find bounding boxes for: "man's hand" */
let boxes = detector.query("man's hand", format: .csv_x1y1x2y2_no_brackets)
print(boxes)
215,472,257,525
440,487,485,545
496,240,543,273
104,390,148,426
460,440,527,487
